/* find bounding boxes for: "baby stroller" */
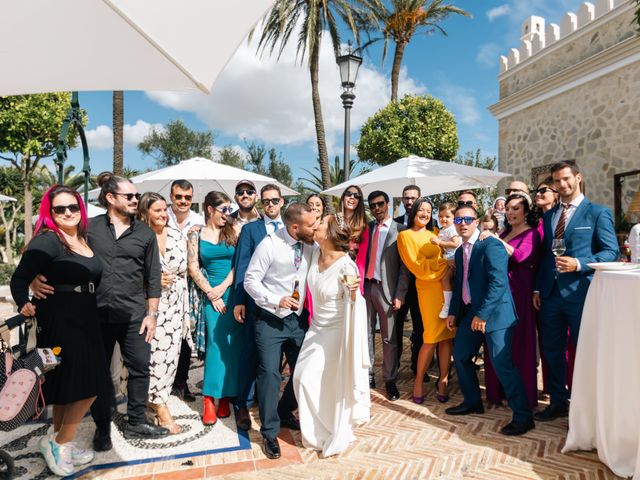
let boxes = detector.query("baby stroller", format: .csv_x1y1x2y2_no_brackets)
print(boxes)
0,314,57,480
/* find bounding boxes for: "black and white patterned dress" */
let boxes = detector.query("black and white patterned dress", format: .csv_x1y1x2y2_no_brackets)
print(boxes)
148,226,190,404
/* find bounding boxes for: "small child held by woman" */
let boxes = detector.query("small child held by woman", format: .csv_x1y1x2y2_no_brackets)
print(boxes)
430,202,461,319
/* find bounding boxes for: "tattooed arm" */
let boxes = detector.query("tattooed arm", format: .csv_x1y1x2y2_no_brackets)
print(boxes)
187,231,212,294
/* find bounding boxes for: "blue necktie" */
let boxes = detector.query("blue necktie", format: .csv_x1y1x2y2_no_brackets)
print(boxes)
293,242,302,270
272,221,282,233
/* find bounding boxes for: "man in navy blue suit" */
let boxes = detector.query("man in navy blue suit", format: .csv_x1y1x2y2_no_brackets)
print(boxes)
232,183,285,431
533,161,618,421
445,204,534,436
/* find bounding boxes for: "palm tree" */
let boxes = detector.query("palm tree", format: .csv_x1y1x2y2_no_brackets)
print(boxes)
360,0,470,102
301,155,369,190
113,91,124,175
253,0,364,191
35,165,97,191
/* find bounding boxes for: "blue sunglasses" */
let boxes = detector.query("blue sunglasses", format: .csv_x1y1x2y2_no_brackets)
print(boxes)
453,216,476,225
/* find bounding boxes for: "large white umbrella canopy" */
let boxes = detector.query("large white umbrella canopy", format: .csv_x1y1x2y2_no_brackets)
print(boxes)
0,194,17,202
89,157,298,203
322,155,511,198
0,0,274,95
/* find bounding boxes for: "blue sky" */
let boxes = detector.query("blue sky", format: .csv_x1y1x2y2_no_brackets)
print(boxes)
59,0,587,185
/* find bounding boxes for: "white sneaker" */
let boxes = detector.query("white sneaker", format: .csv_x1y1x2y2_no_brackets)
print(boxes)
70,443,95,466
40,436,74,476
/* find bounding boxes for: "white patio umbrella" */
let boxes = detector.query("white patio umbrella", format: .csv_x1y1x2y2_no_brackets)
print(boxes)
89,157,298,203
0,194,17,202
321,155,511,198
0,0,274,95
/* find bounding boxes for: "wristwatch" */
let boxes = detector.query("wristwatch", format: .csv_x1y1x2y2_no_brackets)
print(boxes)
146,311,160,318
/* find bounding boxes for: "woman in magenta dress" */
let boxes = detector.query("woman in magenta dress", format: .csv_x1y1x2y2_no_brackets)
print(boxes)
481,194,541,408
338,185,368,294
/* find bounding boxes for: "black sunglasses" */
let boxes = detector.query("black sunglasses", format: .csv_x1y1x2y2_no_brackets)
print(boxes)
236,188,256,197
51,204,81,215
261,198,281,206
344,191,362,200
369,200,387,209
453,216,476,225
457,200,474,207
173,194,192,201
114,192,141,201
535,187,557,195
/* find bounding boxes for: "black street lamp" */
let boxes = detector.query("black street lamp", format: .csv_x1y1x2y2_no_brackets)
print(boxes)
336,45,362,183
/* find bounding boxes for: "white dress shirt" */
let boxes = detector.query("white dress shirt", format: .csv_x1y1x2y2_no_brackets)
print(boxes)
167,207,204,236
264,215,284,234
244,227,314,318
372,217,392,282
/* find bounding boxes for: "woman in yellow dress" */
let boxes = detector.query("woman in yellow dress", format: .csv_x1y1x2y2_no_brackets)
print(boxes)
397,197,454,404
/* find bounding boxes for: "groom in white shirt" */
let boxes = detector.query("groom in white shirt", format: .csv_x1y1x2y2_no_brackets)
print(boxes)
244,203,318,459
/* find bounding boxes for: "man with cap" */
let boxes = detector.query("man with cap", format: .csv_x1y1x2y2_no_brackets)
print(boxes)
231,180,260,227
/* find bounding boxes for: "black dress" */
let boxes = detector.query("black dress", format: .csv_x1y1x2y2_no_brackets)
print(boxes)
10,231,111,405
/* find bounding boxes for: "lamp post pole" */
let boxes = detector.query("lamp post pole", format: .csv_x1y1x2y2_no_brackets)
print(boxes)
341,90,355,183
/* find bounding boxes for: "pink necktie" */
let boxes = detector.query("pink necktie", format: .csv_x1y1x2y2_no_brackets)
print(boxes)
462,242,471,305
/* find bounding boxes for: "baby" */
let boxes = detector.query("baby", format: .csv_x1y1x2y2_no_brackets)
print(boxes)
430,202,461,319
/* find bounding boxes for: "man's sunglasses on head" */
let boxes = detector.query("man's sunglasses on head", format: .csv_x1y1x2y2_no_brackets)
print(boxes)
173,194,192,201
236,189,256,197
457,200,474,207
369,200,386,209
535,187,557,195
115,192,141,201
453,216,476,225
505,188,528,195
261,198,281,206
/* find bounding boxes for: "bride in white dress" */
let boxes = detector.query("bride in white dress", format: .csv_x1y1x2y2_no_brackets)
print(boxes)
293,213,371,457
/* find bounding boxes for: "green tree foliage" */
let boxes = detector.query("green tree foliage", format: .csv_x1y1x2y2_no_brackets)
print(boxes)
252,0,363,191
267,148,292,187
357,94,459,165
217,146,246,169
358,0,470,102
0,166,22,263
634,0,640,32
138,119,214,167
245,141,268,175
301,155,370,191
0,93,82,241
243,141,293,187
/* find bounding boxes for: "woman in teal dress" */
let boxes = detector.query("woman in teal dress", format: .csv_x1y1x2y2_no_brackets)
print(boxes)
187,191,242,425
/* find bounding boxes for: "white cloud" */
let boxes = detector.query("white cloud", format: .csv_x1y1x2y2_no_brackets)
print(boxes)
487,4,511,21
83,120,163,151
476,43,501,68
146,27,425,159
436,83,481,126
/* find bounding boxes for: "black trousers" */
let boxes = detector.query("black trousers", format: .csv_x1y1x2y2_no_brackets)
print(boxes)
395,278,422,372
91,321,151,425
173,338,192,387
254,307,307,439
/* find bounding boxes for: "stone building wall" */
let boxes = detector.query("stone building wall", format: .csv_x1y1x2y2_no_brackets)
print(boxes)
491,1,640,216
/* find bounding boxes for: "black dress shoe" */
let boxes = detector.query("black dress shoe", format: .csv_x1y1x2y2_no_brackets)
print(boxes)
500,418,535,436
280,416,300,431
92,427,112,452
385,381,400,401
534,402,569,422
235,407,251,431
171,383,196,402
123,421,169,439
445,402,485,416
369,374,376,389
262,436,281,459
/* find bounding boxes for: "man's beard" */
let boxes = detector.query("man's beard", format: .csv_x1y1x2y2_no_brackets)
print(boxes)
115,203,136,217
239,203,256,213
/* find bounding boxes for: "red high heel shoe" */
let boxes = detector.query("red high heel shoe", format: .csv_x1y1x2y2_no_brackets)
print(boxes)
217,397,231,418
203,396,217,425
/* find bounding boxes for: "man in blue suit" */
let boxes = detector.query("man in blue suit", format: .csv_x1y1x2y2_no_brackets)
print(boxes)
232,184,285,431
445,204,534,436
533,161,618,421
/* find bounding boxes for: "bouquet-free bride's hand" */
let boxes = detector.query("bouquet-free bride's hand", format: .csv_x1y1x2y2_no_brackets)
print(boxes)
340,263,359,302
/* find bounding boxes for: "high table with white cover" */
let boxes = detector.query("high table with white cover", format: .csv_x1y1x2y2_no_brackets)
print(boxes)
562,267,640,478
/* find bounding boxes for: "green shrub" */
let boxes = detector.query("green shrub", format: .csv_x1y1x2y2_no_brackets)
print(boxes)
0,263,15,285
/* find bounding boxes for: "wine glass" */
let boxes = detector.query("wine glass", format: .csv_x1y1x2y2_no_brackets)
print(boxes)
340,262,359,302
552,238,566,275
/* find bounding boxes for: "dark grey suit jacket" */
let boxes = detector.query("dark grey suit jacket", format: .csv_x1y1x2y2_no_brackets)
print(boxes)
364,219,410,304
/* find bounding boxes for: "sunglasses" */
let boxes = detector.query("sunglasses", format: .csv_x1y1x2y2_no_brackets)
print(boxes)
51,204,81,215
216,206,233,214
114,192,141,201
173,194,192,201
535,187,557,195
344,191,362,200
505,188,528,195
235,189,256,197
457,200,474,207
261,198,281,206
453,216,476,225
369,200,387,209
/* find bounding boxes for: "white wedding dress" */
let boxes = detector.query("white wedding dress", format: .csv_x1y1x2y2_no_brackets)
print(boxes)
293,251,371,457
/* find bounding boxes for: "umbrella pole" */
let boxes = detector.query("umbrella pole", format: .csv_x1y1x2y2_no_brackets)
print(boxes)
56,92,91,204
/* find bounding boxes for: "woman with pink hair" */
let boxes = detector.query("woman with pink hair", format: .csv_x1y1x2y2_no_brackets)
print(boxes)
11,185,110,477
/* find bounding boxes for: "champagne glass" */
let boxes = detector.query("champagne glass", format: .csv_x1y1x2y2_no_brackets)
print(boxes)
340,262,359,302
552,239,566,257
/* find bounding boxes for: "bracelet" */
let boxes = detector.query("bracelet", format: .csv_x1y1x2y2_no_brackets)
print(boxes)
146,311,159,318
